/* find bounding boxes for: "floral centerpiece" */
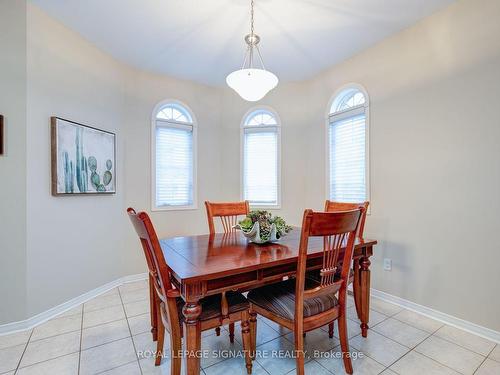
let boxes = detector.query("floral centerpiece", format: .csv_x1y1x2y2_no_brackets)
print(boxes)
234,210,292,244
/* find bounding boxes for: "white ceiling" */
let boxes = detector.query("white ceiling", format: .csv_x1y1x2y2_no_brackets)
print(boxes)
30,0,455,86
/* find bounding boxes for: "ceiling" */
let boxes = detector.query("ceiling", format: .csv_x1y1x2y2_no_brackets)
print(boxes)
30,0,455,86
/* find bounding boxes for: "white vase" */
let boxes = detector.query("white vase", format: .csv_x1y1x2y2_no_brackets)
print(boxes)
234,221,280,244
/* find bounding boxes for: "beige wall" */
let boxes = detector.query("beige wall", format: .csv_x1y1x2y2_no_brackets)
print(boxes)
123,70,224,239
0,0,28,324
2,0,499,333
220,82,309,227
219,0,500,331
300,0,500,331
25,4,136,316
23,4,226,318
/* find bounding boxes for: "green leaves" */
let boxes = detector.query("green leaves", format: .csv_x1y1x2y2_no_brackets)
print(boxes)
270,215,292,239
239,217,254,231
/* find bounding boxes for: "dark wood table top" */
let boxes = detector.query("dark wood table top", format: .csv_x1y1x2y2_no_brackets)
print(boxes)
160,228,377,283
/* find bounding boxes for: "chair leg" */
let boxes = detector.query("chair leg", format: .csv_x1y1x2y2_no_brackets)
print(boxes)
338,311,353,374
328,322,334,338
149,274,158,341
155,303,165,366
294,330,305,375
170,329,182,375
215,327,221,336
241,311,253,374
229,322,235,343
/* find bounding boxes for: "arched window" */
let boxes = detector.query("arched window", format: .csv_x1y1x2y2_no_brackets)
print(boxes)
242,108,281,207
327,85,369,203
152,101,197,210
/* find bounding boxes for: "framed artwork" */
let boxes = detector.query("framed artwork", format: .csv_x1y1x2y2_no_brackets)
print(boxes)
51,117,116,196
0,115,4,155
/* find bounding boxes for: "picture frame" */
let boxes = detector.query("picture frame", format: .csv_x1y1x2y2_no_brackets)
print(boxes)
51,117,116,196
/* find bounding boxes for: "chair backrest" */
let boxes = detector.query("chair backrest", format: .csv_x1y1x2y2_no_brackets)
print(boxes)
325,200,369,238
205,201,250,234
127,208,173,302
295,209,362,321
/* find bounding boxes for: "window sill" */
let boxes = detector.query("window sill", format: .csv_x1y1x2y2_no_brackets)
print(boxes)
249,204,281,210
152,205,198,212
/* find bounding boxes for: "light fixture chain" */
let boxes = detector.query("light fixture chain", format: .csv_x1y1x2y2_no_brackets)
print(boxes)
250,0,254,37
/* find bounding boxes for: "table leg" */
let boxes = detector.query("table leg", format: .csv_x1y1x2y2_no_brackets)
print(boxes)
183,301,202,375
359,254,371,337
352,259,362,320
148,274,158,341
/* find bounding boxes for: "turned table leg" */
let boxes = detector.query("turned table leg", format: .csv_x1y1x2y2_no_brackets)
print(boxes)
352,258,362,320
149,274,158,341
183,301,202,375
249,310,257,359
359,252,371,337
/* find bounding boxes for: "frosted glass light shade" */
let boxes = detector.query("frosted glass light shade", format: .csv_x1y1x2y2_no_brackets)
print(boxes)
226,68,278,102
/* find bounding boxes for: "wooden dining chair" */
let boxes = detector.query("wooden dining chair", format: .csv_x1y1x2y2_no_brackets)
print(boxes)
205,200,250,341
205,200,250,235
323,200,369,338
127,208,254,374
324,200,369,238
248,209,362,375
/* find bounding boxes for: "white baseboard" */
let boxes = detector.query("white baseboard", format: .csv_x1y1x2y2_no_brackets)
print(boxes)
0,273,148,336
2,275,499,344
371,288,500,344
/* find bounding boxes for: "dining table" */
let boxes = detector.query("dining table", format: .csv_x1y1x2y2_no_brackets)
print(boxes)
153,228,377,375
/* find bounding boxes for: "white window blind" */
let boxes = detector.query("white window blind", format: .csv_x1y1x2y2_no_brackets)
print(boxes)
243,128,279,205
155,123,194,207
329,113,366,202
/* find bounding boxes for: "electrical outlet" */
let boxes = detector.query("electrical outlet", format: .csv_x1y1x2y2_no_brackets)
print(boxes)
383,258,392,271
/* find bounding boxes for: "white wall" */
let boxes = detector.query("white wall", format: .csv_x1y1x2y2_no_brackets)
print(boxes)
0,0,27,325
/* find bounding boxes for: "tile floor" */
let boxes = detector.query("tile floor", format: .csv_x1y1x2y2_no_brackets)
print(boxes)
0,280,498,375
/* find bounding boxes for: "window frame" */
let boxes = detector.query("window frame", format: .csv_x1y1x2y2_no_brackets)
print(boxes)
240,106,282,209
151,99,198,211
325,83,370,208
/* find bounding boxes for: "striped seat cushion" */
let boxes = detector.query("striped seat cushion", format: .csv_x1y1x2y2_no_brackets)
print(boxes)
174,291,249,322
247,279,338,320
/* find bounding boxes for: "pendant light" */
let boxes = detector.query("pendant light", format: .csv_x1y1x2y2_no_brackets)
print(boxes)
226,0,278,101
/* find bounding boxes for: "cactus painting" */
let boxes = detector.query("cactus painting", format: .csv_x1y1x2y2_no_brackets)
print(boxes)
51,117,116,196
88,155,113,192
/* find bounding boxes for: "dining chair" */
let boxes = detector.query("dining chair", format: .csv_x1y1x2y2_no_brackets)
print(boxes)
205,200,250,235
127,208,253,374
205,200,250,341
323,200,369,338
247,209,362,375
324,200,369,238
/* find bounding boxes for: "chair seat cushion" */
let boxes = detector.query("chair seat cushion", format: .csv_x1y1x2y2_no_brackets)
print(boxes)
247,279,338,320
175,291,249,322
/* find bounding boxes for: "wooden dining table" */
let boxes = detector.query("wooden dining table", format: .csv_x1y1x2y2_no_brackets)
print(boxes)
154,228,377,375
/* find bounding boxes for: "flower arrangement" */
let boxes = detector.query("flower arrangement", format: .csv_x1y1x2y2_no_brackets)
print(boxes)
235,210,292,244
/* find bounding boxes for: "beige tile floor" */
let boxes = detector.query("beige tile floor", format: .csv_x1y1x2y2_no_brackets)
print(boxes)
0,280,498,375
